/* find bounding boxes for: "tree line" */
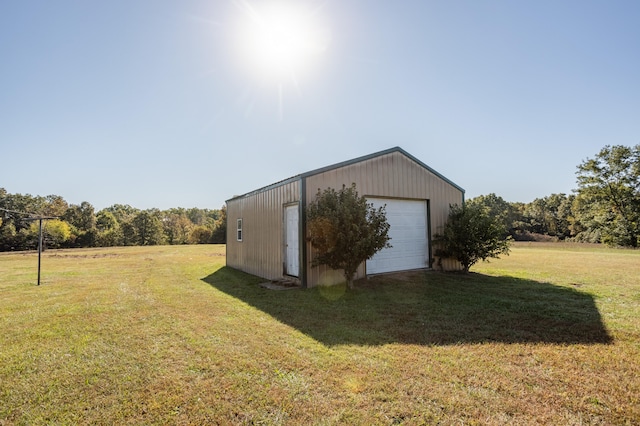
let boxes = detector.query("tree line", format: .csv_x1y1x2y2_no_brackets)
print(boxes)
0,189,226,251
2,144,638,251
468,144,640,248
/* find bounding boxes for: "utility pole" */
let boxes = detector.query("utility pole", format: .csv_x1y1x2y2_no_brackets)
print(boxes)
0,208,57,286
37,218,44,285
29,216,57,286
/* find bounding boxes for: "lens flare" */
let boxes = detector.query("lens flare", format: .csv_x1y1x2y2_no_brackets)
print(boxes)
234,0,331,84
318,270,347,300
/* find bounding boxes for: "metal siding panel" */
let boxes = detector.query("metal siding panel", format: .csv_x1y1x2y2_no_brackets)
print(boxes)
400,155,410,197
393,154,401,197
403,154,410,196
390,154,397,195
382,155,390,195
366,157,377,194
373,156,382,195
407,155,418,198
288,151,466,286
301,151,465,285
225,180,300,281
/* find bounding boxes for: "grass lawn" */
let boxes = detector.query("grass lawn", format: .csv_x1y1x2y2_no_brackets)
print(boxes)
0,243,638,424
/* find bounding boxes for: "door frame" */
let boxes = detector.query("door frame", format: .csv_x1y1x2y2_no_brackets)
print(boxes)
283,203,300,277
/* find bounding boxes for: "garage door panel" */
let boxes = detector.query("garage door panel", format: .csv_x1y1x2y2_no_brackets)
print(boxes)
366,198,428,275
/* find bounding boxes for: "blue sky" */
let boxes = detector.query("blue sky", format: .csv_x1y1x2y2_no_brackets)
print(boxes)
1,1,639,210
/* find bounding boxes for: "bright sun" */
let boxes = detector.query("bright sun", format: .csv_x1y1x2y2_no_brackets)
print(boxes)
234,0,330,84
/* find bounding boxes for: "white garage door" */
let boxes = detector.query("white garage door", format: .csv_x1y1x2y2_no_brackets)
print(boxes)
366,198,428,275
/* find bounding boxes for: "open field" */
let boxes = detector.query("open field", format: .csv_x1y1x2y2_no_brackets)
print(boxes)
1,243,639,425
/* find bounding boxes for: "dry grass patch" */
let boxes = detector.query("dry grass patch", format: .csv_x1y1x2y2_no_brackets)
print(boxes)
0,243,638,424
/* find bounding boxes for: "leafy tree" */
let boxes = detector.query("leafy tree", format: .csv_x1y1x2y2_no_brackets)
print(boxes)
96,210,118,232
187,208,209,226
433,203,511,273
467,193,518,236
44,195,69,217
508,201,532,237
0,220,17,250
523,198,550,235
569,195,602,243
210,205,227,244
0,191,48,250
46,220,72,248
132,210,165,246
306,183,391,289
188,225,212,244
95,211,121,247
103,204,140,225
555,194,576,239
97,228,122,247
522,194,573,239
16,227,33,250
63,202,97,247
120,220,138,246
64,202,96,231
163,213,193,245
575,145,640,247
29,219,72,249
104,205,140,246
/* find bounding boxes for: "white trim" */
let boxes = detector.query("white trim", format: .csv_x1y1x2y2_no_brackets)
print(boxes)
284,204,300,277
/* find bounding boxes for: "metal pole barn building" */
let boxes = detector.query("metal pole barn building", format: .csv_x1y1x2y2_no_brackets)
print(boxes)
226,147,465,288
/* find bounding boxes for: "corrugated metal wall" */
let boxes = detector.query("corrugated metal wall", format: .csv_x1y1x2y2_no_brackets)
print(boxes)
226,150,464,287
304,151,464,286
226,179,301,280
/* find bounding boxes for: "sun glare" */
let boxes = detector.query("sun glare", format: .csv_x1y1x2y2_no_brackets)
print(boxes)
234,0,330,84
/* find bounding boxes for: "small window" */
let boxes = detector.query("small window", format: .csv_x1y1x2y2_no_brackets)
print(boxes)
237,219,243,241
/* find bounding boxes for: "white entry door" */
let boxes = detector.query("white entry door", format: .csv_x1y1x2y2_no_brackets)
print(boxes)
285,204,299,277
366,198,428,274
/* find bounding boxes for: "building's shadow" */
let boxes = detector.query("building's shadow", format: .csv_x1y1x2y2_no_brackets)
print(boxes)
202,267,612,346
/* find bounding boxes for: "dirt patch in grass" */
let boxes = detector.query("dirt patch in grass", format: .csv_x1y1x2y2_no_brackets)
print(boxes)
48,253,123,259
